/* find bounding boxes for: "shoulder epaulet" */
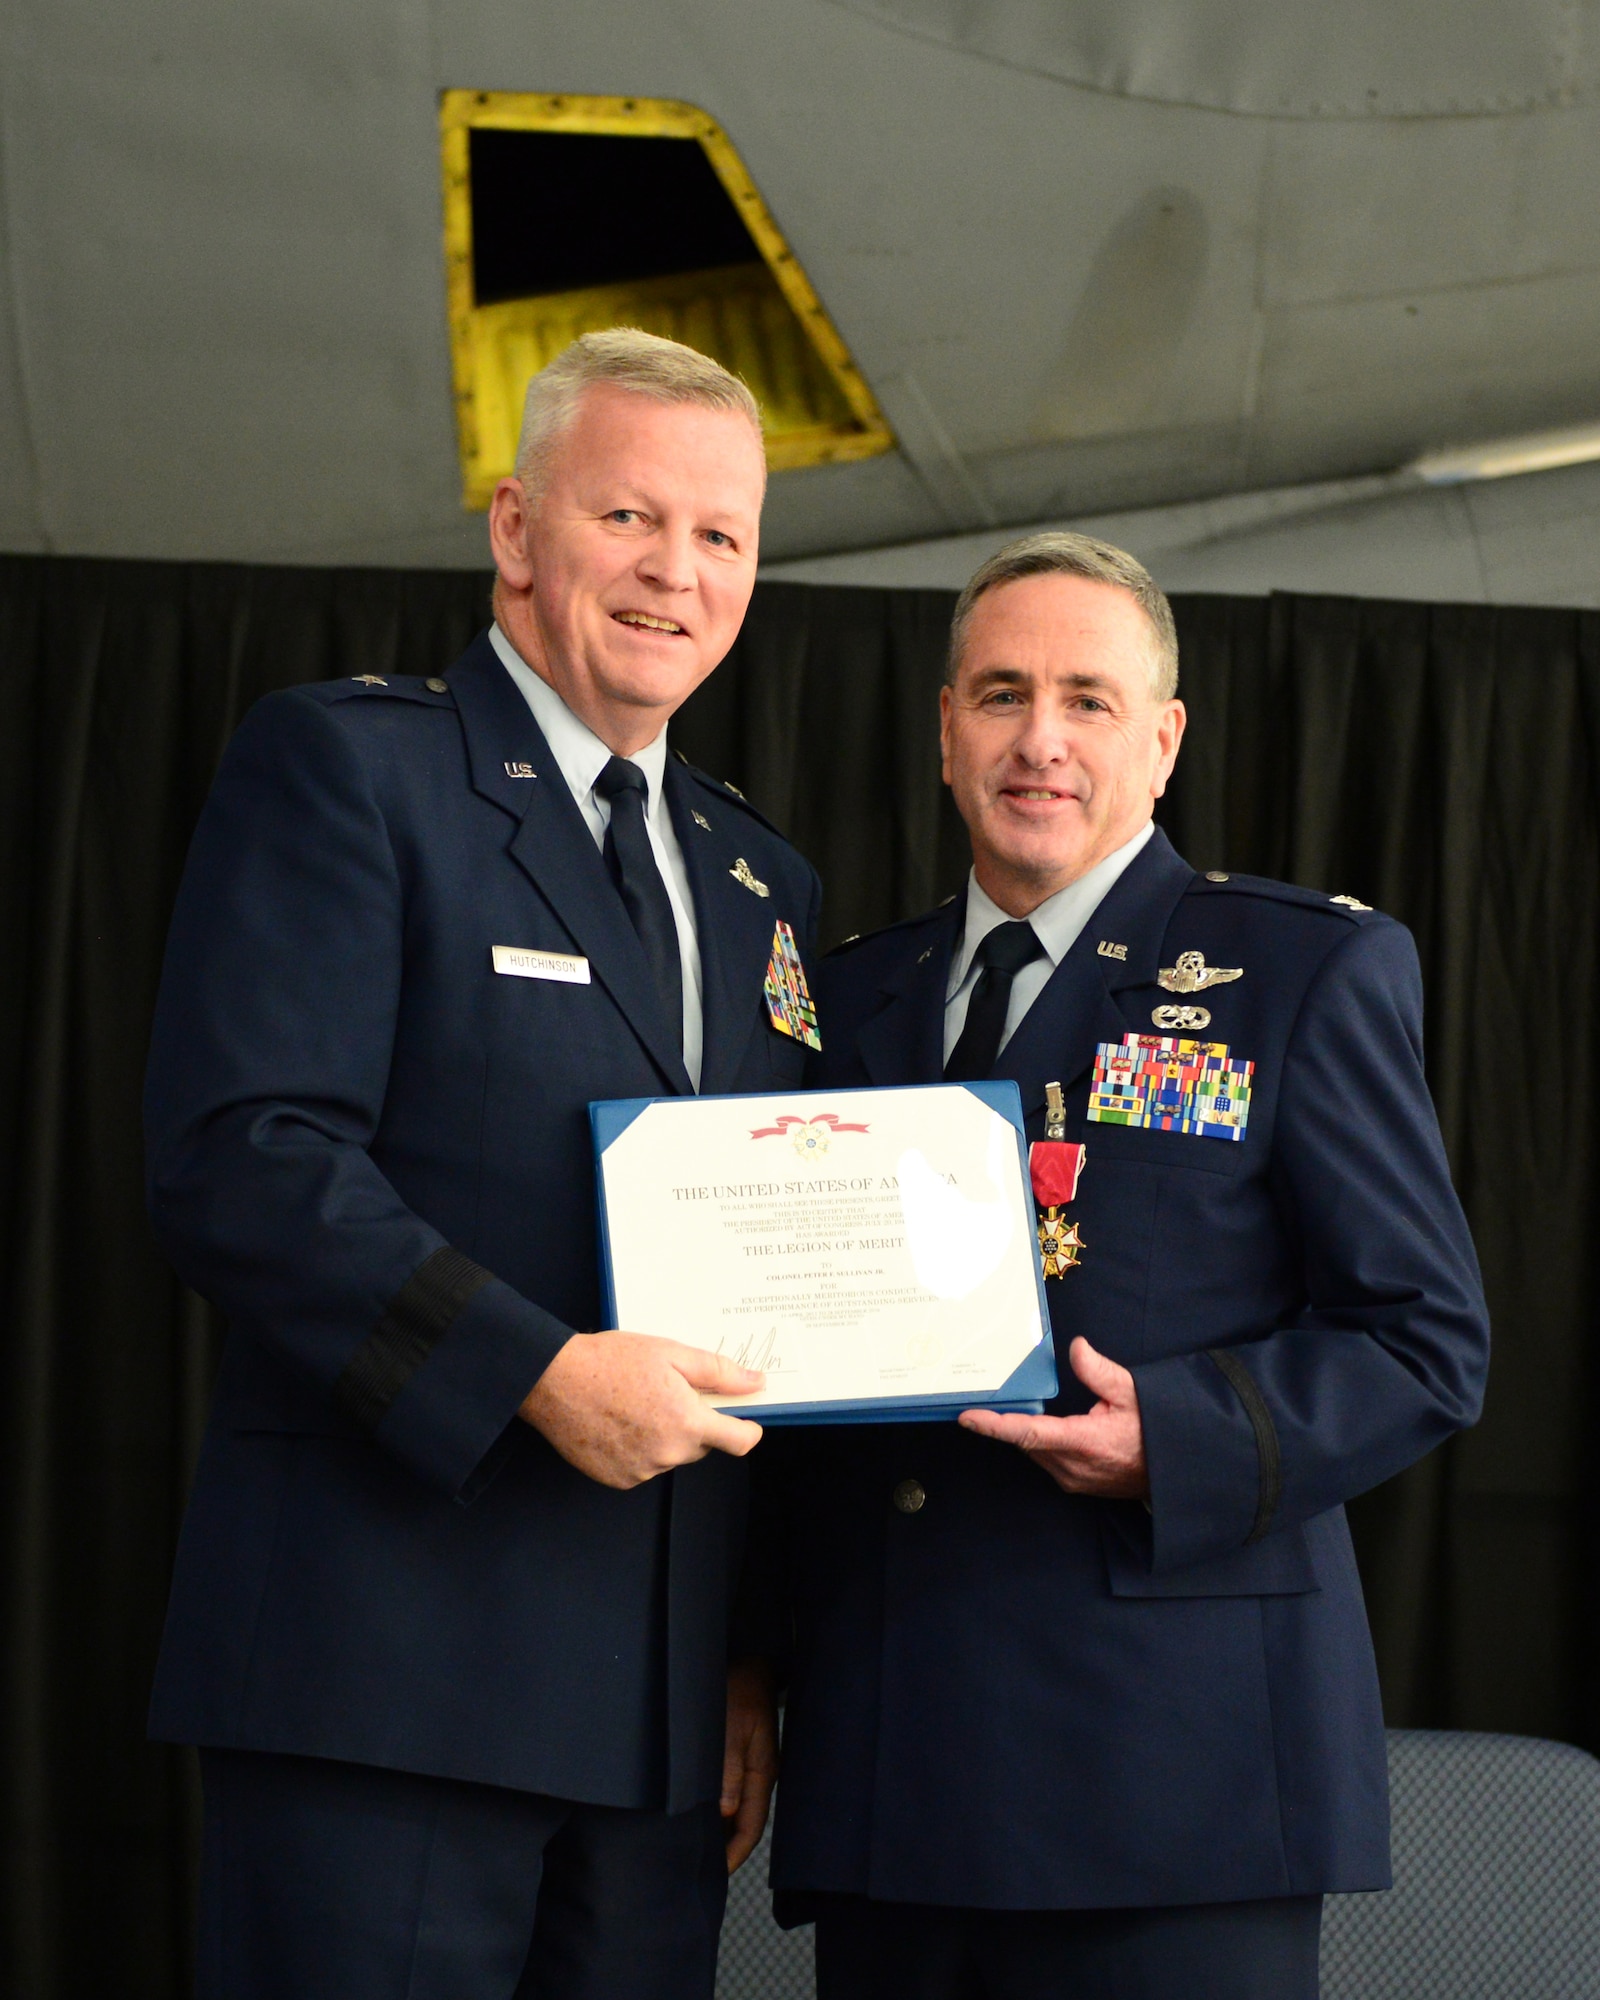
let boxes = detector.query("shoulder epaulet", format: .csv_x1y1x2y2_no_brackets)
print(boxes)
304,673,456,707
671,750,787,840
826,899,956,957
1186,869,1383,922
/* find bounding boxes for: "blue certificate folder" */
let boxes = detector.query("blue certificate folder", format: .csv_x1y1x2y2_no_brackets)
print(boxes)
589,1080,1058,1425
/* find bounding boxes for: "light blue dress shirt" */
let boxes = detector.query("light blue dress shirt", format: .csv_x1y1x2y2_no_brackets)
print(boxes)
943,821,1155,1066
489,623,704,1089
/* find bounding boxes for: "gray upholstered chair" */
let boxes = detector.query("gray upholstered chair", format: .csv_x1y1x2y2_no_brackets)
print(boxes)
1321,1729,1600,1999
716,1731,1600,1999
718,1813,815,2000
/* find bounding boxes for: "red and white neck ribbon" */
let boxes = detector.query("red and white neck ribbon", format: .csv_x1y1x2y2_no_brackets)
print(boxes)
1029,1140,1085,1208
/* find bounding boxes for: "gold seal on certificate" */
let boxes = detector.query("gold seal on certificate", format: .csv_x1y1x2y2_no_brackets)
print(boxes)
590,1083,1057,1422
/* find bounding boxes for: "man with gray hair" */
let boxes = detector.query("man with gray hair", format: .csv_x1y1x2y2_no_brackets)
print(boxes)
144,328,817,1997
758,530,1488,1997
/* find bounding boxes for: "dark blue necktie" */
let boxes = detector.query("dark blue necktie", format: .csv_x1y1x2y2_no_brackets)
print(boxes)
944,919,1044,1081
594,757,684,1039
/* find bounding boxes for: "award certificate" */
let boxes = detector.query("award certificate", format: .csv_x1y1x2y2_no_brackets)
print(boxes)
590,1082,1057,1422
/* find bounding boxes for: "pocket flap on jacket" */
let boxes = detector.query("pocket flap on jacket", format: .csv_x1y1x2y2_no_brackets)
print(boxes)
1100,1505,1320,1597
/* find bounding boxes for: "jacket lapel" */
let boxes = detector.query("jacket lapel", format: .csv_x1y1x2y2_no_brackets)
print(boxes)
664,760,782,1096
448,636,692,1094
996,826,1195,1120
855,898,964,1086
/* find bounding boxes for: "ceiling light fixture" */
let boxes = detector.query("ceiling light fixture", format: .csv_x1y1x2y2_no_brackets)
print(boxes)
1411,420,1600,485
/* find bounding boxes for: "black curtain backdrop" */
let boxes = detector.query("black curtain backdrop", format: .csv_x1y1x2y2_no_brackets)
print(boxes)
2,555,1597,1997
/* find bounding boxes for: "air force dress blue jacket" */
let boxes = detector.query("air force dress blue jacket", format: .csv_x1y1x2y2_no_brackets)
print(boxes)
764,826,1488,1910
144,632,820,1812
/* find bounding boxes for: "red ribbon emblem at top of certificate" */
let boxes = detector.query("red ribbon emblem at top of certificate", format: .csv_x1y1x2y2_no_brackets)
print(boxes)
1029,1140,1085,1208
749,1112,870,1140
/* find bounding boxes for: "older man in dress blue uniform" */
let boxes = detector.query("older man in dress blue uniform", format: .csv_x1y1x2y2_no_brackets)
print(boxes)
760,532,1489,1999
144,329,812,1998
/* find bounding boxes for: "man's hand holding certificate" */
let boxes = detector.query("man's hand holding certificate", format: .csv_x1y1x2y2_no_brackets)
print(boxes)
591,1082,1057,1422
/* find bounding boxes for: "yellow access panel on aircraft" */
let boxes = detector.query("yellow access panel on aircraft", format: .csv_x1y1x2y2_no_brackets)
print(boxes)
440,91,894,507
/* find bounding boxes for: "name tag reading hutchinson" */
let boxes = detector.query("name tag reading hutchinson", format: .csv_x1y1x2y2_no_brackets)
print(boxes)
492,945,591,984
594,1085,1051,1416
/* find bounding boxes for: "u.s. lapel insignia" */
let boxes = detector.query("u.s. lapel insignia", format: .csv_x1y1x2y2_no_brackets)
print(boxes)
763,918,821,1050
691,809,712,831
731,857,770,897
1030,1081,1086,1278
1153,1003,1211,1030
1157,951,1242,994
503,760,535,779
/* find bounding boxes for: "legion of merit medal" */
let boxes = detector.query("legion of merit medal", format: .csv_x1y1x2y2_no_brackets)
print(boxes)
1030,1080,1087,1278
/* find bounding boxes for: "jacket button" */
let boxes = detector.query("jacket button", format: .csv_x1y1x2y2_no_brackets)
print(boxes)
1206,870,1230,882
893,1478,926,1515
425,677,448,693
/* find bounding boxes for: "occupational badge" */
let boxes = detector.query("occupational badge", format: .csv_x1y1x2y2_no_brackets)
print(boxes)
762,918,821,1051
1088,1034,1255,1142
731,857,770,897
1157,951,1242,993
1030,1080,1086,1278
1152,1003,1211,1031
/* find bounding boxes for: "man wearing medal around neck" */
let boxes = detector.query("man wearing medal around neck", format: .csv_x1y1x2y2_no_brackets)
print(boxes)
757,532,1489,2000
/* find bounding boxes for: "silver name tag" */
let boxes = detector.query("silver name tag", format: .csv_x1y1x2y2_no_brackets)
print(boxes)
492,945,591,985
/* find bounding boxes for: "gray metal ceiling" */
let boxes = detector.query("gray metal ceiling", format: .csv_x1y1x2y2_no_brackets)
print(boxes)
765,457,1600,608
827,0,1596,118
1,0,1596,568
